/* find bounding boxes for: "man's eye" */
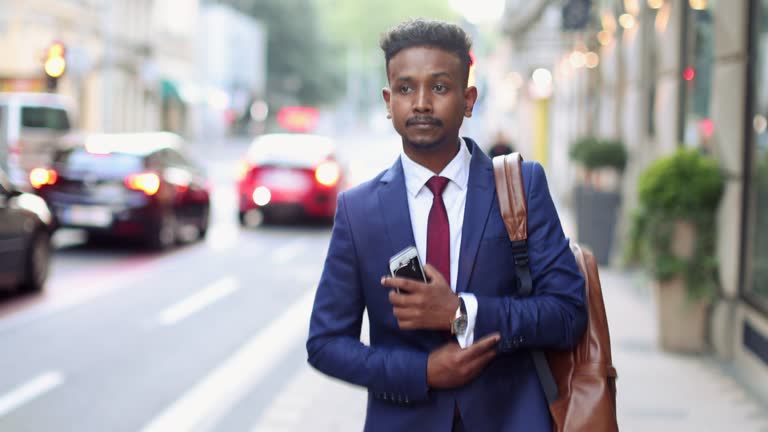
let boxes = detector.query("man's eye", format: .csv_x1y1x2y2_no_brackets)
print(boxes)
434,84,447,92
399,85,412,93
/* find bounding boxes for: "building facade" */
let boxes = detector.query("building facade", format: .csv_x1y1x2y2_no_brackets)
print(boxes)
551,0,768,402
0,0,201,135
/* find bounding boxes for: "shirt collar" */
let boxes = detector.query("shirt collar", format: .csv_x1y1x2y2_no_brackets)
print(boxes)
400,138,471,198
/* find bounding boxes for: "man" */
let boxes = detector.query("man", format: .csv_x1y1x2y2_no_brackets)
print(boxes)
307,19,587,432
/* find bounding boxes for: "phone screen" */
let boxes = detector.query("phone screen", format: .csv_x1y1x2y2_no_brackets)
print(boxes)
393,256,426,282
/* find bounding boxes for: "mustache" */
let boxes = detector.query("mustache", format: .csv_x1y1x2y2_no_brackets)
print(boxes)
406,116,443,127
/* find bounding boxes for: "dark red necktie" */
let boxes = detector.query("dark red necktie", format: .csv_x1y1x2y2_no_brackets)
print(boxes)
426,176,450,283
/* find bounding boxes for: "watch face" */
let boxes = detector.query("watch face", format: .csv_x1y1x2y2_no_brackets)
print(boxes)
453,316,468,335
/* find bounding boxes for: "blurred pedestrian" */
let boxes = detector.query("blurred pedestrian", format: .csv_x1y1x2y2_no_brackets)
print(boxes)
487,131,515,158
307,18,586,432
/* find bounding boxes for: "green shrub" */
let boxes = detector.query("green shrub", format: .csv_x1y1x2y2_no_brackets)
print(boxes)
569,137,627,172
626,148,724,301
637,148,724,217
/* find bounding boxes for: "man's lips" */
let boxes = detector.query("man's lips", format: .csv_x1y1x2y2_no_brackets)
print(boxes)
406,117,443,127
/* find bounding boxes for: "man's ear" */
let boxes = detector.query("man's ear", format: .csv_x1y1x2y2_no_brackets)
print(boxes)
463,86,478,118
382,87,393,119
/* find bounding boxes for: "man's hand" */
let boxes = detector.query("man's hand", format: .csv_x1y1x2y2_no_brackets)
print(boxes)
427,333,500,389
382,264,459,330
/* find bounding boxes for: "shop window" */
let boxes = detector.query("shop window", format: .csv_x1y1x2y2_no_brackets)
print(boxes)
747,0,768,311
681,2,714,151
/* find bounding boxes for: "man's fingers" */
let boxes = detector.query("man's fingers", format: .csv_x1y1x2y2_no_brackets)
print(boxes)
381,275,423,294
392,307,419,321
463,348,497,378
422,264,445,285
389,291,424,308
463,333,500,360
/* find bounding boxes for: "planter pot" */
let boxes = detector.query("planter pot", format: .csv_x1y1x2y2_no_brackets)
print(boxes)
653,275,711,353
574,184,621,265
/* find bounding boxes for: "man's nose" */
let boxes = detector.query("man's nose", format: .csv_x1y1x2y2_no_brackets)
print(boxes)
414,88,432,113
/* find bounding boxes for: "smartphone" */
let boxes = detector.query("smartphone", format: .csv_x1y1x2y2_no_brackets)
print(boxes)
388,246,427,288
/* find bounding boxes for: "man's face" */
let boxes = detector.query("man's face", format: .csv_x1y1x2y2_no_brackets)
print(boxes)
383,46,477,151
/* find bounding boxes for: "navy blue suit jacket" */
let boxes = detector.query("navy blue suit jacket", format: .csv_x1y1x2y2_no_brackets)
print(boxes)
307,139,587,431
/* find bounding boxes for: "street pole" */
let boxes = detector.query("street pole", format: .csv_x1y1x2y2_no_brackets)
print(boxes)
101,1,114,132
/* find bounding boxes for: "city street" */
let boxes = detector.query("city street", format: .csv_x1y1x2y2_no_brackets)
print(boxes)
0,137,347,431
1,135,768,431
4,1,768,430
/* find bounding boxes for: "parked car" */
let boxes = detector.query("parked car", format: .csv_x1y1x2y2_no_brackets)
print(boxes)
0,167,53,293
32,132,210,250
237,133,343,225
0,92,75,190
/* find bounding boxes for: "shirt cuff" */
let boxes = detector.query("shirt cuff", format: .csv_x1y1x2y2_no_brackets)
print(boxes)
456,293,477,348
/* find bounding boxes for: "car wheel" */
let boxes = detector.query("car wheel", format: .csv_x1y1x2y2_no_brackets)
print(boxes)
198,205,210,240
20,231,51,293
240,209,264,228
147,212,176,251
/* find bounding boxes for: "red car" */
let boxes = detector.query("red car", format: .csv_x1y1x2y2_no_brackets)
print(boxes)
237,134,343,225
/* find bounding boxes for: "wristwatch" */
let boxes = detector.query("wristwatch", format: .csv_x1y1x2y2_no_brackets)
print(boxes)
451,297,468,336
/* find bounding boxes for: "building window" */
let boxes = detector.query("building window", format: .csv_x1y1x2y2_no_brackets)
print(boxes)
746,0,768,311
681,1,715,151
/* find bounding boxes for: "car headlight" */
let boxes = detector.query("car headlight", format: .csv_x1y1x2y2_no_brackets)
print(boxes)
12,193,53,226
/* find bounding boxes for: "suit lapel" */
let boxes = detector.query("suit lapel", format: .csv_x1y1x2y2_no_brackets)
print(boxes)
378,157,417,256
457,139,495,294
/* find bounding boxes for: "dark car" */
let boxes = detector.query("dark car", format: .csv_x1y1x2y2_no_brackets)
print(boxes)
32,132,210,250
237,133,343,226
0,167,52,293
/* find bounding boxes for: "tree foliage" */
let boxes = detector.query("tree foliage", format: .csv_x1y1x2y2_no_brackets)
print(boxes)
315,0,458,58
218,0,460,111
218,0,344,107
313,0,459,112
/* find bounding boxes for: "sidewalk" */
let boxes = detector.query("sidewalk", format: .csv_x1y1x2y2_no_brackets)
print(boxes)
602,269,768,431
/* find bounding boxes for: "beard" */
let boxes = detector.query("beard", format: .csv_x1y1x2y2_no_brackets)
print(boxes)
403,135,444,151
401,116,446,151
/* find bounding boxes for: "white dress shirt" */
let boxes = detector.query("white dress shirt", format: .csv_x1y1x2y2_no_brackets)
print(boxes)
400,138,477,348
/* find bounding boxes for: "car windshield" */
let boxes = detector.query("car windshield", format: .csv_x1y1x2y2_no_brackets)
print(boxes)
56,149,144,176
247,134,334,167
21,107,70,130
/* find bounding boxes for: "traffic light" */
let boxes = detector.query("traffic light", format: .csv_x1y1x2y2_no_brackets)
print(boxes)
43,41,66,91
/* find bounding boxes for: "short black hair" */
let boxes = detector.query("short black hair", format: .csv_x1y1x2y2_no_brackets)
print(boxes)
380,19,473,84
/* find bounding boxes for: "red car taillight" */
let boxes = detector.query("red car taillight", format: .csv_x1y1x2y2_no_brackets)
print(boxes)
314,161,340,187
29,168,58,189
125,172,160,196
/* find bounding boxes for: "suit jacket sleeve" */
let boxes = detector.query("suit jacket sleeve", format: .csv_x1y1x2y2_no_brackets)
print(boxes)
474,161,587,352
306,192,430,402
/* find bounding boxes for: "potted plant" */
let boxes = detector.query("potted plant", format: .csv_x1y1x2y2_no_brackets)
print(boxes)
570,137,628,181
569,137,628,265
626,148,725,353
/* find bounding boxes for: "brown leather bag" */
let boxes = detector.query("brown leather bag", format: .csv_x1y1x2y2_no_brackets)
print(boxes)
492,153,619,432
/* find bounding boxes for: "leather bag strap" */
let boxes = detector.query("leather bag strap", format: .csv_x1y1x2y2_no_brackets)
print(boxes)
492,153,560,403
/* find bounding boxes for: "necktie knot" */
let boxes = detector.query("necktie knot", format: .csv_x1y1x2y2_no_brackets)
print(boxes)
426,176,450,197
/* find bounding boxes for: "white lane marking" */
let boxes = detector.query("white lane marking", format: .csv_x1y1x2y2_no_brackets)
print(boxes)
272,242,305,264
0,371,64,417
158,277,239,326
206,224,240,251
250,312,369,432
140,288,316,432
